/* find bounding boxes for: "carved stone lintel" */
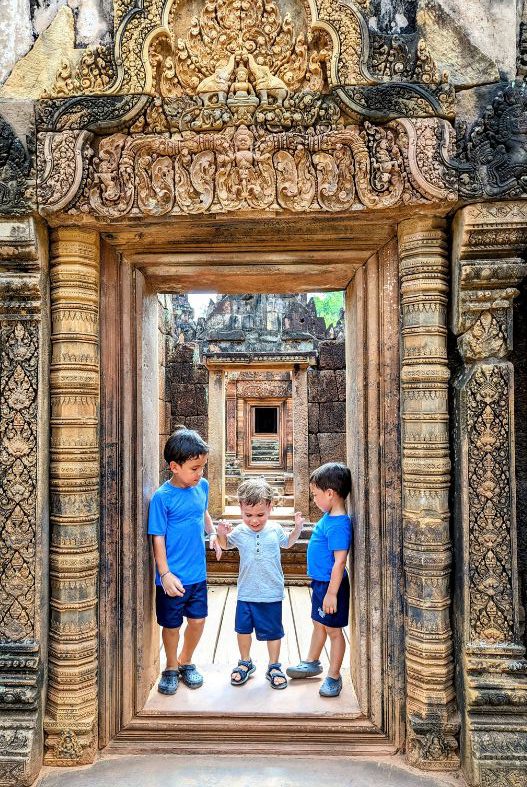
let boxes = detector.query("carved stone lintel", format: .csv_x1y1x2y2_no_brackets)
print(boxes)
0,218,46,787
452,202,527,785
398,217,459,771
44,227,100,767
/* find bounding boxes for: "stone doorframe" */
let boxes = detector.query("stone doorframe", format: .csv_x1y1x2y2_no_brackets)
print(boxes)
451,202,527,786
7,206,526,783
204,356,314,518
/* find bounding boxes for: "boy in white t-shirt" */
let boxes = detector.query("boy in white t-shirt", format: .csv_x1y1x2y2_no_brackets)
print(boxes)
216,477,304,689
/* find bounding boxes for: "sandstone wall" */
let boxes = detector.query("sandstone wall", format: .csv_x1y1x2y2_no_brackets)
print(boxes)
166,342,208,443
307,339,346,520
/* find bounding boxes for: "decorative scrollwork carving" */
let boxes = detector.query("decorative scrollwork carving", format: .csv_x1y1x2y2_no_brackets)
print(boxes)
466,365,516,644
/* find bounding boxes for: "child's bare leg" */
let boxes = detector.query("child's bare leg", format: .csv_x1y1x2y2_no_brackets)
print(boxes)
237,633,252,661
306,620,327,661
267,639,281,665
325,626,345,679
178,617,205,665
162,626,180,669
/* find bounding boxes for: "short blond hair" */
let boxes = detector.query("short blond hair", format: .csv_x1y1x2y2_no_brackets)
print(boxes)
237,477,274,507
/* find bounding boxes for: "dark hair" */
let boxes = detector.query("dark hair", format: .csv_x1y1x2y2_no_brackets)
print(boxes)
163,428,209,465
310,462,351,500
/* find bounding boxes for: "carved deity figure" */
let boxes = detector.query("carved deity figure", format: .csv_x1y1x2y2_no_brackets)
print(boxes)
196,54,236,107
228,64,258,107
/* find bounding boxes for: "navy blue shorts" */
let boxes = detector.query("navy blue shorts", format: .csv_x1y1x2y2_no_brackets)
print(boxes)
311,573,350,628
235,600,284,641
155,580,208,629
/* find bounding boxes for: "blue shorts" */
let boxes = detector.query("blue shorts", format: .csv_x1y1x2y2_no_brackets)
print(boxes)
235,600,284,641
310,573,350,629
155,580,208,629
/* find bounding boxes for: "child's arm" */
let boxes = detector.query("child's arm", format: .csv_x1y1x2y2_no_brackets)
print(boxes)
205,510,222,561
284,511,305,548
216,520,234,550
151,535,185,597
322,550,348,614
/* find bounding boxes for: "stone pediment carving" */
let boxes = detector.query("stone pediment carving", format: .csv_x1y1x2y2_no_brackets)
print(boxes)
45,0,454,122
33,0,461,219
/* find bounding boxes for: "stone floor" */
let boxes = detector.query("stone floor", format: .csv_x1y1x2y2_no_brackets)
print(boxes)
145,583,359,716
36,755,466,787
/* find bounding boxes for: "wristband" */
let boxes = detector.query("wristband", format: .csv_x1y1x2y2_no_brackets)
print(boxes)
160,570,170,579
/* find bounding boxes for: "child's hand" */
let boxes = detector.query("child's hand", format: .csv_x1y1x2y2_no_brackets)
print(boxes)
322,591,337,615
210,535,223,561
216,520,232,538
161,572,185,597
294,511,305,530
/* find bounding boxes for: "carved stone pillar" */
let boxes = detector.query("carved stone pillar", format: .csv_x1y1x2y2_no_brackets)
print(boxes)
207,368,226,518
44,228,100,766
0,218,48,787
452,203,527,786
292,366,309,516
398,218,459,770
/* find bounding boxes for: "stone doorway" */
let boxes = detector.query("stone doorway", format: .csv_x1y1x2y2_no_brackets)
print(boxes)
91,213,405,755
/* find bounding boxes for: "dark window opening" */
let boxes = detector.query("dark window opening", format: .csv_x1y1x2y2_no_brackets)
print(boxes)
254,406,278,434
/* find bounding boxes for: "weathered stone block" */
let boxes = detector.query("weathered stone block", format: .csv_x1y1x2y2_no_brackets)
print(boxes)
172,384,196,417
417,0,513,84
318,432,346,464
308,403,319,433
308,370,338,403
194,384,208,416
319,341,345,370
183,416,208,438
318,401,346,433
194,364,208,385
335,369,346,401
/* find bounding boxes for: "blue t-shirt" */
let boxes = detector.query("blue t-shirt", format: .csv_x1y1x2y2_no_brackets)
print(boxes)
307,512,352,582
147,478,209,586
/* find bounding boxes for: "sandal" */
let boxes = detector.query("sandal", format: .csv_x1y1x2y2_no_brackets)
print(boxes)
157,669,179,695
319,675,343,697
178,663,203,689
266,662,288,690
230,659,256,686
286,659,323,679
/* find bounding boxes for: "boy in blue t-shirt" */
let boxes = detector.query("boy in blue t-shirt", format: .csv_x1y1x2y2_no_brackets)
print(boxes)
286,462,352,698
148,428,221,695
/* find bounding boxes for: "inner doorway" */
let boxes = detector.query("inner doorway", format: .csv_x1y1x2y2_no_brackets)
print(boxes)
98,216,404,755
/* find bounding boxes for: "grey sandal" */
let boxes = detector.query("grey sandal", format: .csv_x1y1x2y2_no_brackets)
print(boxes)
230,659,256,686
286,660,323,679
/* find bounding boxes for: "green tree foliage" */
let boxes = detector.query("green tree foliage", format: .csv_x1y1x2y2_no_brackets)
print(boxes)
312,291,344,327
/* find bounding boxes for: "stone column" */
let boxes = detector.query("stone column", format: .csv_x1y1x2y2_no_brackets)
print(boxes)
44,228,100,766
398,218,459,770
452,203,527,786
0,218,48,787
207,369,225,517
292,366,309,516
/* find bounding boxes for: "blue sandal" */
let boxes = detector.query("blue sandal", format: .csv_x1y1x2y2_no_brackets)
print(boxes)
230,659,256,686
158,669,179,695
266,662,288,690
319,675,343,697
178,663,203,689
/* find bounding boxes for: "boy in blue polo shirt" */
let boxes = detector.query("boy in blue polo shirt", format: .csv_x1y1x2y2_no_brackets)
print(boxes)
216,477,304,689
287,462,352,697
148,428,221,695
